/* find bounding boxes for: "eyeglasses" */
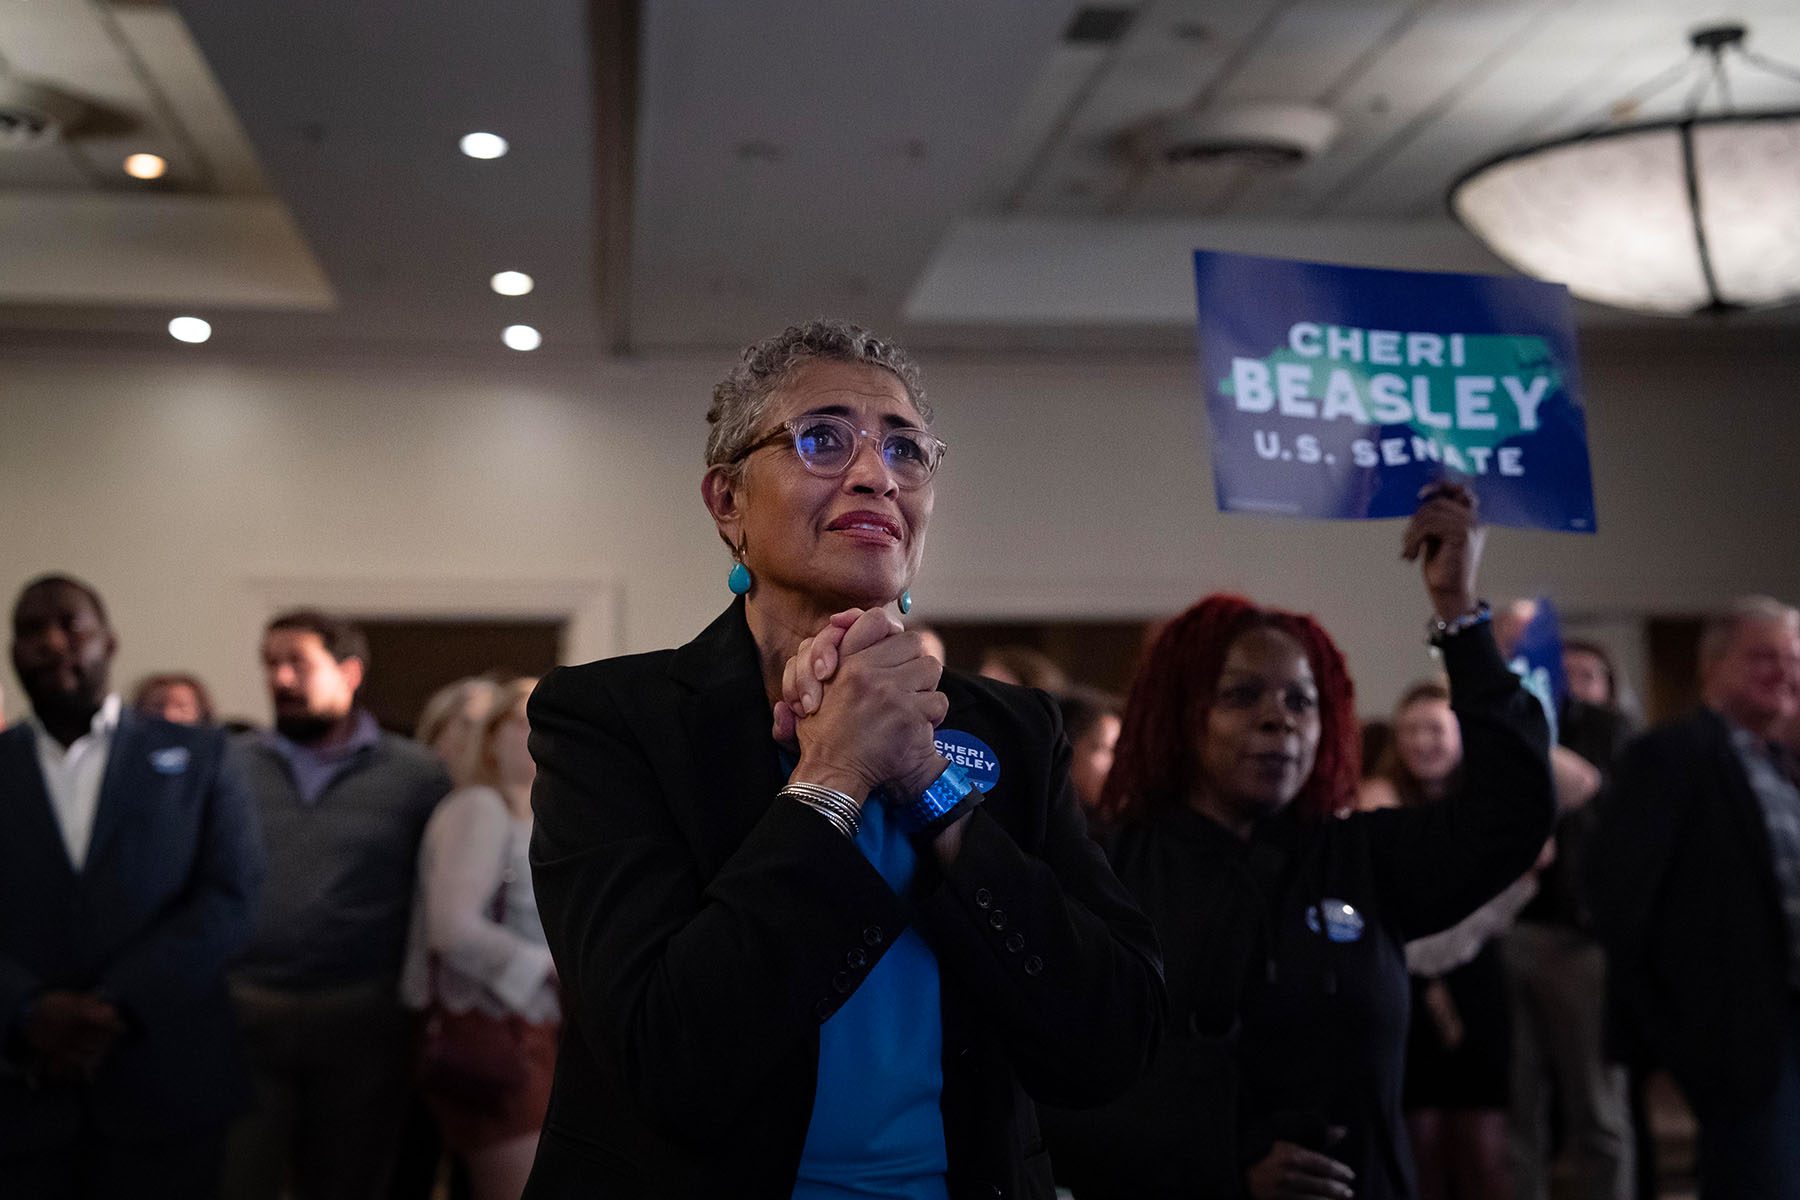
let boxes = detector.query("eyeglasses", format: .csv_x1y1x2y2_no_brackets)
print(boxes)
730,412,946,489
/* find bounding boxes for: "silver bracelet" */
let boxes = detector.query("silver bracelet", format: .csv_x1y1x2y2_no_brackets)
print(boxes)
780,782,863,840
787,792,859,839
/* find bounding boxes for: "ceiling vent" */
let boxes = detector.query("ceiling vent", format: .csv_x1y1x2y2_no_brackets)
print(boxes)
0,76,91,149
1134,103,1340,170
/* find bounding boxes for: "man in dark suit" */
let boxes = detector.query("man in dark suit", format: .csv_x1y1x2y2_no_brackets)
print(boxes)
0,575,264,1198
1589,596,1800,1199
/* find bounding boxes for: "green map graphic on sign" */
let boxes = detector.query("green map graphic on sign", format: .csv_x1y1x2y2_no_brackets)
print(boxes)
1220,329,1563,460
1193,248,1596,531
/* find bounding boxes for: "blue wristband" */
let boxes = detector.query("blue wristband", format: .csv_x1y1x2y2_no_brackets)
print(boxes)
896,763,978,838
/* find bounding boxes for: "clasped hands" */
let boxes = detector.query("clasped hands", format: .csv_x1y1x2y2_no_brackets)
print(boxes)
772,608,949,806
18,990,126,1086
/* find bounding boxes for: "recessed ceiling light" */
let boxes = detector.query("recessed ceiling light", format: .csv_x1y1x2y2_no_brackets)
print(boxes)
168,316,211,344
124,153,166,180
460,132,508,160
490,271,534,296
502,324,541,352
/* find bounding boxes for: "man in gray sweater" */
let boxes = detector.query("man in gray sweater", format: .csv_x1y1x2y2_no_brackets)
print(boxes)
221,611,449,1200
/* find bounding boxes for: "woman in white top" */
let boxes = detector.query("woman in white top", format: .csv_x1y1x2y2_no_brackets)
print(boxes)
416,676,502,788
402,677,558,1200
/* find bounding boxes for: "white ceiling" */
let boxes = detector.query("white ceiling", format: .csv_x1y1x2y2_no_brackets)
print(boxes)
0,0,328,310
0,0,601,351
902,0,1800,335
170,0,605,347
0,0,1796,355
0,0,264,193
991,0,1800,220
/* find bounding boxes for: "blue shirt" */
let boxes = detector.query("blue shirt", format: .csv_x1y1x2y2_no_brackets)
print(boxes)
258,709,383,805
792,778,950,1200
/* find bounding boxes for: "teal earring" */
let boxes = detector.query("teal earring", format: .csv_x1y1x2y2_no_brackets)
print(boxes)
897,589,913,615
728,560,753,595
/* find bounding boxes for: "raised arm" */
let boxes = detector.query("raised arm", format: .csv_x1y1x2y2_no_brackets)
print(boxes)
1361,485,1554,938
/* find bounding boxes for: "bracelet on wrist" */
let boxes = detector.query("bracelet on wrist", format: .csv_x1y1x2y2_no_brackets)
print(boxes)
894,763,981,840
1427,600,1491,644
781,782,863,840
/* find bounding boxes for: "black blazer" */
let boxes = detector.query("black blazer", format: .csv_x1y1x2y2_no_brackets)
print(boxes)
1587,707,1792,1115
0,711,265,1152
522,601,1165,1200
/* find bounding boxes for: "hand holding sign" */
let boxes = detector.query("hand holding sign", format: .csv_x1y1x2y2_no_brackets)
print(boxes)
1402,482,1486,621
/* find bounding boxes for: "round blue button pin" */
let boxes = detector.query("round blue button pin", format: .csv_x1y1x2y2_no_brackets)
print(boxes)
932,729,1000,793
1304,899,1365,943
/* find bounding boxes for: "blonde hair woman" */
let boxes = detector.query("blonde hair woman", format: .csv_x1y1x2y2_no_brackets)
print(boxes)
401,678,557,1200
416,676,502,788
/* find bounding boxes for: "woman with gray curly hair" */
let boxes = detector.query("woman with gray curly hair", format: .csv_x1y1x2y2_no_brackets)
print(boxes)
522,319,1164,1199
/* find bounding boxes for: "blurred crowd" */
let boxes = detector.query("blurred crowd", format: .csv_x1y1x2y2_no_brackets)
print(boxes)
3,570,1797,1200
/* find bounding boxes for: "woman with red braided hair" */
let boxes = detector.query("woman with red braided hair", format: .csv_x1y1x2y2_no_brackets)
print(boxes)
1043,484,1554,1200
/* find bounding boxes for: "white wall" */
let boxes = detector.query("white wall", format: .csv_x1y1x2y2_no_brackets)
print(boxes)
1,331,1795,726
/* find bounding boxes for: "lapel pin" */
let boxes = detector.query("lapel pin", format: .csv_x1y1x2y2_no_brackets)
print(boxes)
931,730,1001,794
149,746,191,775
1305,900,1365,943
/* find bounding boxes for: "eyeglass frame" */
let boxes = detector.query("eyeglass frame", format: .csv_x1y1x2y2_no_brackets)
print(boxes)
726,412,948,488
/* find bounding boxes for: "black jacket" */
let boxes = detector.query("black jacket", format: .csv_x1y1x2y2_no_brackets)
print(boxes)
1043,623,1552,1199
1586,708,1792,1116
521,601,1165,1199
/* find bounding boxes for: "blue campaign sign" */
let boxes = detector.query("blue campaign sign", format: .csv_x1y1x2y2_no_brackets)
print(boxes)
1193,249,1597,532
1506,597,1568,738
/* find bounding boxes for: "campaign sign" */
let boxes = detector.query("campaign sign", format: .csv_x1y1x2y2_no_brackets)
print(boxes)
1193,249,1596,532
1508,597,1568,711
1506,597,1568,741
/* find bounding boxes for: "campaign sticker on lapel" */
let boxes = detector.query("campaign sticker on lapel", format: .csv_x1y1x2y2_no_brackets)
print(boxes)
932,730,1000,793
1304,899,1365,943
149,746,190,775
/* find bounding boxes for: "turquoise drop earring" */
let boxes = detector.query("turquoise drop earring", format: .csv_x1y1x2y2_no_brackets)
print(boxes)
897,589,913,615
728,560,753,595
